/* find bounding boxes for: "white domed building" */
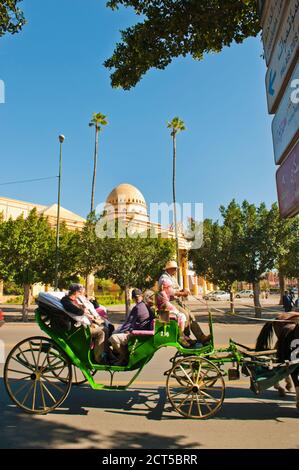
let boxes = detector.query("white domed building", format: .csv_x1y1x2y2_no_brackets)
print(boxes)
103,183,212,295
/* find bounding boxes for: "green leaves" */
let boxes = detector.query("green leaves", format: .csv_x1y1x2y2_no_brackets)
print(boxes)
190,200,299,291
167,116,186,136
0,0,26,38
104,0,260,89
96,222,175,290
89,112,108,132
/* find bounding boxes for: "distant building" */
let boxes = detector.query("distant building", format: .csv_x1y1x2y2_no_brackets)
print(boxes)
0,196,85,230
0,196,85,298
104,183,213,295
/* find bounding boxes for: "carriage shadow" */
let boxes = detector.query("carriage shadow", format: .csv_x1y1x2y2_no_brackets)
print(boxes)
0,378,198,449
2,375,298,423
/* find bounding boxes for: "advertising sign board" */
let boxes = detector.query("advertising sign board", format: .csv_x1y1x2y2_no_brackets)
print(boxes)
266,0,299,114
276,138,299,217
272,61,299,164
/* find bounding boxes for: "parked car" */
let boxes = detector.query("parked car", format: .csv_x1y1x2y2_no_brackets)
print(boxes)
212,291,230,301
203,291,218,300
0,309,5,327
235,290,254,299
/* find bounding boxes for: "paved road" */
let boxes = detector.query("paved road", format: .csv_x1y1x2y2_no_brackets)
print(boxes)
0,322,298,449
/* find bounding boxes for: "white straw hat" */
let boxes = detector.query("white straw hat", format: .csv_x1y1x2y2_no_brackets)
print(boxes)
165,260,178,270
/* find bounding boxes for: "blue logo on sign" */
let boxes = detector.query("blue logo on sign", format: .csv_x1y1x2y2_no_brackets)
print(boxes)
269,70,277,96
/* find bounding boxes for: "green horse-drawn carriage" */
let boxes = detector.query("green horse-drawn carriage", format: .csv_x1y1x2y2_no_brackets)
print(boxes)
4,302,299,419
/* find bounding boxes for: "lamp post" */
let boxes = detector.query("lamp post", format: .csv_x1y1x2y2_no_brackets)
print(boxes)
54,134,65,290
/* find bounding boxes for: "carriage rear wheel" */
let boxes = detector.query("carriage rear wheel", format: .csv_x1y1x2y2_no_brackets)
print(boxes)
51,364,96,385
166,356,225,419
4,336,72,414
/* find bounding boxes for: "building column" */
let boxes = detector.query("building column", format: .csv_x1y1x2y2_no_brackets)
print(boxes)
180,250,189,290
86,273,95,298
191,278,199,296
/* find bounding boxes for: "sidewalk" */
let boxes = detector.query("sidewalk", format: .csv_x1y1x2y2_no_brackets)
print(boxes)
0,297,286,325
0,303,126,323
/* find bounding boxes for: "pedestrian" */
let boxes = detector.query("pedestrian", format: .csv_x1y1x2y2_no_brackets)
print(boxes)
282,290,293,313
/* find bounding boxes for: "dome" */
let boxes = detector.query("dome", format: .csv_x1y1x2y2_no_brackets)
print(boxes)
105,183,149,222
106,183,147,207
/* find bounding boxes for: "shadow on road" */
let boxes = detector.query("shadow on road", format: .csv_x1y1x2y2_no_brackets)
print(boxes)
1,372,298,449
0,378,199,449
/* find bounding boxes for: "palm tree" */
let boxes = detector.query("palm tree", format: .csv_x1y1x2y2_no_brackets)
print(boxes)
89,112,108,213
167,117,186,285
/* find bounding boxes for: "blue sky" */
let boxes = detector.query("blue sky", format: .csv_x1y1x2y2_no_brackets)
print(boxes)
0,0,275,222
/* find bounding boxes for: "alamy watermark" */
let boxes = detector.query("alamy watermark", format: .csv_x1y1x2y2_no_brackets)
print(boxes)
291,339,299,362
94,200,204,249
0,80,5,104
291,79,299,104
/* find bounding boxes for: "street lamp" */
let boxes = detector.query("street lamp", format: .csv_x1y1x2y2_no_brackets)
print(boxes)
54,134,65,290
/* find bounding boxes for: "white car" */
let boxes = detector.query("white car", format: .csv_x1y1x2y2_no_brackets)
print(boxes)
235,290,254,299
203,291,218,300
212,291,230,301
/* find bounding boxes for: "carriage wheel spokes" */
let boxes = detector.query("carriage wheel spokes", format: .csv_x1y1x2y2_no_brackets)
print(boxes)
4,336,72,414
47,351,95,386
166,356,225,419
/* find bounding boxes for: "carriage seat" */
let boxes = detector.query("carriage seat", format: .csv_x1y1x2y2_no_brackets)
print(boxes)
130,320,155,336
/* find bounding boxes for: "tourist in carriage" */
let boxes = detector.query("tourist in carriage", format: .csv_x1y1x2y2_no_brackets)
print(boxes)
159,260,210,344
157,278,193,347
109,289,154,365
61,284,109,363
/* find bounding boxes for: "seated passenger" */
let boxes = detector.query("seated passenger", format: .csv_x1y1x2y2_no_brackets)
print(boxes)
109,289,154,365
143,290,156,318
61,284,108,364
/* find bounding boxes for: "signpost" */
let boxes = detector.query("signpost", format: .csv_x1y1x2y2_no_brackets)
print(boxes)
276,139,299,217
272,62,299,164
265,0,299,114
261,0,299,218
262,0,285,65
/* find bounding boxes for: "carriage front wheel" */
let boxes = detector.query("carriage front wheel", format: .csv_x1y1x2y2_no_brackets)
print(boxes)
166,356,225,419
4,336,72,414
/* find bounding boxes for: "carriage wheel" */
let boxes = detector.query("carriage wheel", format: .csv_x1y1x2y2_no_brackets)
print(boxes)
166,356,225,419
50,361,96,386
4,336,72,414
70,366,96,385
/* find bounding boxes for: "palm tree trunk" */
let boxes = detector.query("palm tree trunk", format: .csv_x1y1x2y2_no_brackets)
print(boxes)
172,133,181,286
90,125,99,213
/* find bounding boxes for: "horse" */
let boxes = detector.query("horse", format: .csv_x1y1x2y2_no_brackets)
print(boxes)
255,313,299,410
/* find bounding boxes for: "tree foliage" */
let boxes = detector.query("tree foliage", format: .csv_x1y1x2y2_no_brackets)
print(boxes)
0,209,54,319
0,0,25,38
42,222,81,289
190,218,241,292
190,200,281,317
104,0,260,89
97,224,175,290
